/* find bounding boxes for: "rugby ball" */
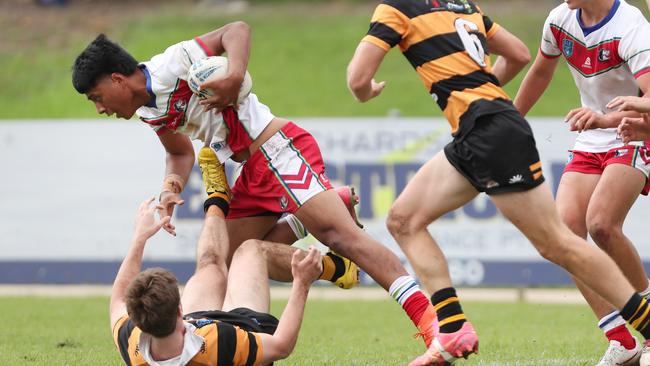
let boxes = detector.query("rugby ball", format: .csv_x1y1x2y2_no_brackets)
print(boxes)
187,56,252,104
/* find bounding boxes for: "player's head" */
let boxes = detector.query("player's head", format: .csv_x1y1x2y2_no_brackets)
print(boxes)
72,34,142,119
125,267,181,338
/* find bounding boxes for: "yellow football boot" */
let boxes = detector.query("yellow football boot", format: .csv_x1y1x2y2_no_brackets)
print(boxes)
328,252,360,289
198,147,231,213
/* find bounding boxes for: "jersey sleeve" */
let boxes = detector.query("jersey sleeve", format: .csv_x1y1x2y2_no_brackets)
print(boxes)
112,314,136,364
475,5,501,40
619,22,650,79
540,12,561,58
361,3,410,51
149,38,214,81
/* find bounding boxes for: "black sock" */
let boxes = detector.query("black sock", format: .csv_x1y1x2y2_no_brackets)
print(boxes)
621,293,650,339
325,252,346,281
431,287,467,333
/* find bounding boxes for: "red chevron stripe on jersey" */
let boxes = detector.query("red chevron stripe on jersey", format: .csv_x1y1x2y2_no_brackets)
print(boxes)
282,163,314,190
551,25,623,76
141,79,193,135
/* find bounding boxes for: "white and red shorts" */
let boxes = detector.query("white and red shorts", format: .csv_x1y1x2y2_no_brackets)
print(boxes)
227,122,333,219
564,144,650,195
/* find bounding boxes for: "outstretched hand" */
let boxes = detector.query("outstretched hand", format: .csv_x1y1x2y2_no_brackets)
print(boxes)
133,197,171,243
199,74,243,112
157,191,184,236
291,246,323,286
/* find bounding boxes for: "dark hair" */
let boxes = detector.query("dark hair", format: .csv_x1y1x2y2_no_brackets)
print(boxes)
72,34,138,94
125,268,180,338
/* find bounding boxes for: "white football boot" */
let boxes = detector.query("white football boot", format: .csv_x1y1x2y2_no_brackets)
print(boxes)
640,340,650,366
597,337,642,366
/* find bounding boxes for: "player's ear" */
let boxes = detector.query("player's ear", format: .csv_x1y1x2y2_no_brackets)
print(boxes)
110,72,127,85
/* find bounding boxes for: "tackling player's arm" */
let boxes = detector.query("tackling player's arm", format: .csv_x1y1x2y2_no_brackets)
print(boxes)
347,42,387,103
197,21,252,110
157,131,194,236
110,198,170,331
488,27,531,86
257,247,322,364
513,50,561,116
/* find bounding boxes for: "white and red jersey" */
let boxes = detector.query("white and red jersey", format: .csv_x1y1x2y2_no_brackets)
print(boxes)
135,37,275,162
540,0,650,152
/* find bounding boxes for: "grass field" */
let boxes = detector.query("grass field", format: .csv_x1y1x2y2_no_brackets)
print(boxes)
2,0,648,119
1,296,616,366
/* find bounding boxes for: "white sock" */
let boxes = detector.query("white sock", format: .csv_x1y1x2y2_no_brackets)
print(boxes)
598,310,626,333
284,214,308,240
389,276,420,306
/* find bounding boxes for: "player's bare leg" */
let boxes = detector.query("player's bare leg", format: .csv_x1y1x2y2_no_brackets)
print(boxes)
394,152,480,366
263,186,363,244
222,238,272,313
557,171,643,364
294,188,436,346
492,183,638,307
226,216,278,264
587,164,648,292
388,152,478,293
181,205,230,314
226,187,361,289
587,164,647,365
491,182,650,349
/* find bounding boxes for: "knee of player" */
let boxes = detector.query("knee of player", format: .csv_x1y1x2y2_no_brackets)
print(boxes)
196,250,225,271
235,239,265,258
386,209,415,238
587,219,619,247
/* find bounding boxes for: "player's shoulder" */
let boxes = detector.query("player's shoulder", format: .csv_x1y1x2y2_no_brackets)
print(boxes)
545,2,572,25
616,0,647,26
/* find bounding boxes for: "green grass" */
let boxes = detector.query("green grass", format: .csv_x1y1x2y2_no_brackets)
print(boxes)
0,296,615,365
2,1,648,119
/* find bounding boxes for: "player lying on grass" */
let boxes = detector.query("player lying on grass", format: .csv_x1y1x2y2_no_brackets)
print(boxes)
72,21,440,352
515,0,650,364
111,195,322,366
348,0,650,365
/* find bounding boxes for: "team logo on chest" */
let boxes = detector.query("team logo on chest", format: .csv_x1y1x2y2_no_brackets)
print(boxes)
563,39,574,58
598,48,611,62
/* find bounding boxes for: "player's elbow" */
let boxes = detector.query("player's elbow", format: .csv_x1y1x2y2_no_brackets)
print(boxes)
346,71,369,102
269,339,295,361
509,45,531,68
226,21,250,34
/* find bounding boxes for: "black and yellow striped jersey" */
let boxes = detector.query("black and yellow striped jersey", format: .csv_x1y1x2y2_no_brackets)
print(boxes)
112,315,263,366
363,0,512,134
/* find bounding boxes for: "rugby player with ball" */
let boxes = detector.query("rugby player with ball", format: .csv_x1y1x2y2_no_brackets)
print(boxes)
72,21,442,358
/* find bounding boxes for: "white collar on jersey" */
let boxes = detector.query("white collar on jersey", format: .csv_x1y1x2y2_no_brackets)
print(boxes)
138,322,204,366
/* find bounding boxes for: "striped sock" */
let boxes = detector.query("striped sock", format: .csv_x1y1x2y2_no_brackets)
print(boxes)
620,293,650,339
389,276,430,326
432,287,467,333
599,311,635,350
319,253,345,282
599,310,626,333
